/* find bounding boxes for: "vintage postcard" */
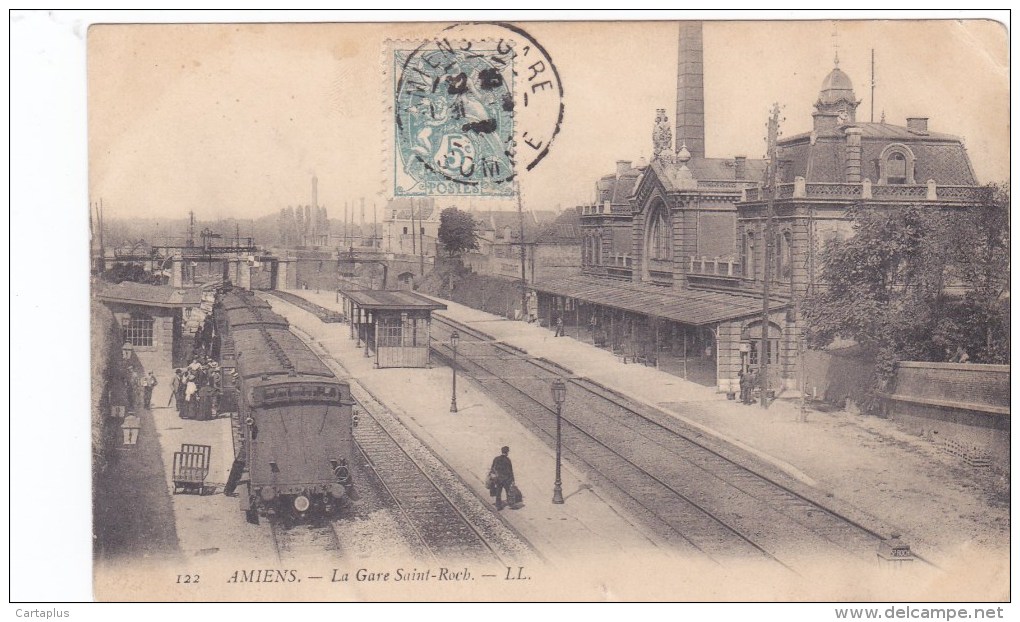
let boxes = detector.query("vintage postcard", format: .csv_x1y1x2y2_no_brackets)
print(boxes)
84,17,1009,603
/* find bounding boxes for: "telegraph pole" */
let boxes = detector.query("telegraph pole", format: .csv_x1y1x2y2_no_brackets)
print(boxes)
418,205,425,276
517,181,528,320
760,103,781,410
870,49,876,123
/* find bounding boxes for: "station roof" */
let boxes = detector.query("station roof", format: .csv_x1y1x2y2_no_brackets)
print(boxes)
341,289,448,312
95,281,203,308
531,275,787,326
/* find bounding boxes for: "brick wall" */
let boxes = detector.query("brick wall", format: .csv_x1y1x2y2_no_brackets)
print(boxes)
892,362,1010,412
886,362,1010,474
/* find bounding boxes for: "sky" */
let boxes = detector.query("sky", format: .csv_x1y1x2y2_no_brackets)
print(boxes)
87,18,1010,222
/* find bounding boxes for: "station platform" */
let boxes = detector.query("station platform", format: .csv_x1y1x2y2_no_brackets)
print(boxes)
285,289,1009,586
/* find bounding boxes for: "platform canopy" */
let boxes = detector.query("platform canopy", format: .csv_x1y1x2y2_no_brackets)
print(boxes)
95,281,203,308
532,275,787,326
341,289,447,312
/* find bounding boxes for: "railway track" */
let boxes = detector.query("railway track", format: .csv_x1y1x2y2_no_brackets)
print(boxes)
430,314,916,571
257,297,536,566
353,405,502,564
270,290,345,322
268,517,344,564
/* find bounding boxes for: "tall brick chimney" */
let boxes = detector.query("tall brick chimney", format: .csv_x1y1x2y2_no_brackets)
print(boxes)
675,21,705,159
616,160,632,176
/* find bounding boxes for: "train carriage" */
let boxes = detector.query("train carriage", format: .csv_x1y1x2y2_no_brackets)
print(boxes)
218,289,358,523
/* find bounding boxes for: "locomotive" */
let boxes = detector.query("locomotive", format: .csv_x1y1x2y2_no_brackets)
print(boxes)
218,288,357,524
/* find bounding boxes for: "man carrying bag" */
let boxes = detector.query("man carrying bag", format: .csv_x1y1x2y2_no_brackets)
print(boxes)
489,446,515,511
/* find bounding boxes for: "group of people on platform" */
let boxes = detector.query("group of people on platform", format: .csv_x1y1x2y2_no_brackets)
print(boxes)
170,355,225,421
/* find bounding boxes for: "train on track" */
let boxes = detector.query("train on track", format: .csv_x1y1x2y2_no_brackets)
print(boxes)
217,288,358,524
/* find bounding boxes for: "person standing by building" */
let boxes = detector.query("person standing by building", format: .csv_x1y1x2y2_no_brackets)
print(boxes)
142,371,158,409
489,446,515,510
554,316,564,337
168,369,183,409
738,370,751,405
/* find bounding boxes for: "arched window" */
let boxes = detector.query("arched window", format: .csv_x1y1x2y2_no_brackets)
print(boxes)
595,234,603,265
887,152,907,184
122,311,154,347
649,208,671,261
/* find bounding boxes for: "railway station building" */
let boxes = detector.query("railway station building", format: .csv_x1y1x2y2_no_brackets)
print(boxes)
95,281,204,372
532,24,988,395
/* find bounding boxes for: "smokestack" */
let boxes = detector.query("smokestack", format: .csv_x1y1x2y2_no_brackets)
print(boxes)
312,175,318,207
676,21,706,159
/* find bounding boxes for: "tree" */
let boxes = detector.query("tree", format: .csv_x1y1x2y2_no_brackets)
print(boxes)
803,184,1009,406
438,207,480,257
102,262,164,285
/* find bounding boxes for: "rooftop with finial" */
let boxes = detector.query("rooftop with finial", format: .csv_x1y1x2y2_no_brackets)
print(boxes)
677,143,692,164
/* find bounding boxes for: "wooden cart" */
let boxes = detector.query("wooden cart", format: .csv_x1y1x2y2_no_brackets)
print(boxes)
172,444,211,494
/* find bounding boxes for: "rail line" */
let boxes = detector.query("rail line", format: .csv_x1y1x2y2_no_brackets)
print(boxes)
430,314,919,571
258,297,533,566
267,516,344,564
352,406,501,564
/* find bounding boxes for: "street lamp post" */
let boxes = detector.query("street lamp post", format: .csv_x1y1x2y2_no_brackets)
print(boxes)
450,330,460,413
551,379,566,504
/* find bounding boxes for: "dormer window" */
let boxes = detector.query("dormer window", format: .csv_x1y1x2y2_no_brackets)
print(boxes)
878,144,916,184
887,152,907,184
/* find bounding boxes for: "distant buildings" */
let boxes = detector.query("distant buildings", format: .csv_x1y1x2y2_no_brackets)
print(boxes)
463,207,580,284
382,198,440,257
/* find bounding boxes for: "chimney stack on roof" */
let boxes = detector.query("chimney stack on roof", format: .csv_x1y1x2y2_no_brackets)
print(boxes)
734,155,747,180
616,160,633,176
906,117,929,135
844,126,863,183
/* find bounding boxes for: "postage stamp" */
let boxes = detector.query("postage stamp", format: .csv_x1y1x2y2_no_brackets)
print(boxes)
392,40,517,197
388,23,564,199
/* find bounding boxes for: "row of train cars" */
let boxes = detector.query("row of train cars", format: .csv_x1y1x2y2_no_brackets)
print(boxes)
217,287,358,524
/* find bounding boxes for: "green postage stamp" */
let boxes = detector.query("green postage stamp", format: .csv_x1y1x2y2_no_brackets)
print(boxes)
392,40,517,198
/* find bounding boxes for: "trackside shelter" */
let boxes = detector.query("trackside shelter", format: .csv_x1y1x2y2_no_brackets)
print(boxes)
339,288,447,368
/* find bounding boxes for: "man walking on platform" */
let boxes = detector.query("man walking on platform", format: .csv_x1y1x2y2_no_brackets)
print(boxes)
490,446,515,510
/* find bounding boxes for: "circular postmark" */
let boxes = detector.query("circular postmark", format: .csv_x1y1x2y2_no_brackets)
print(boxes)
392,22,563,198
